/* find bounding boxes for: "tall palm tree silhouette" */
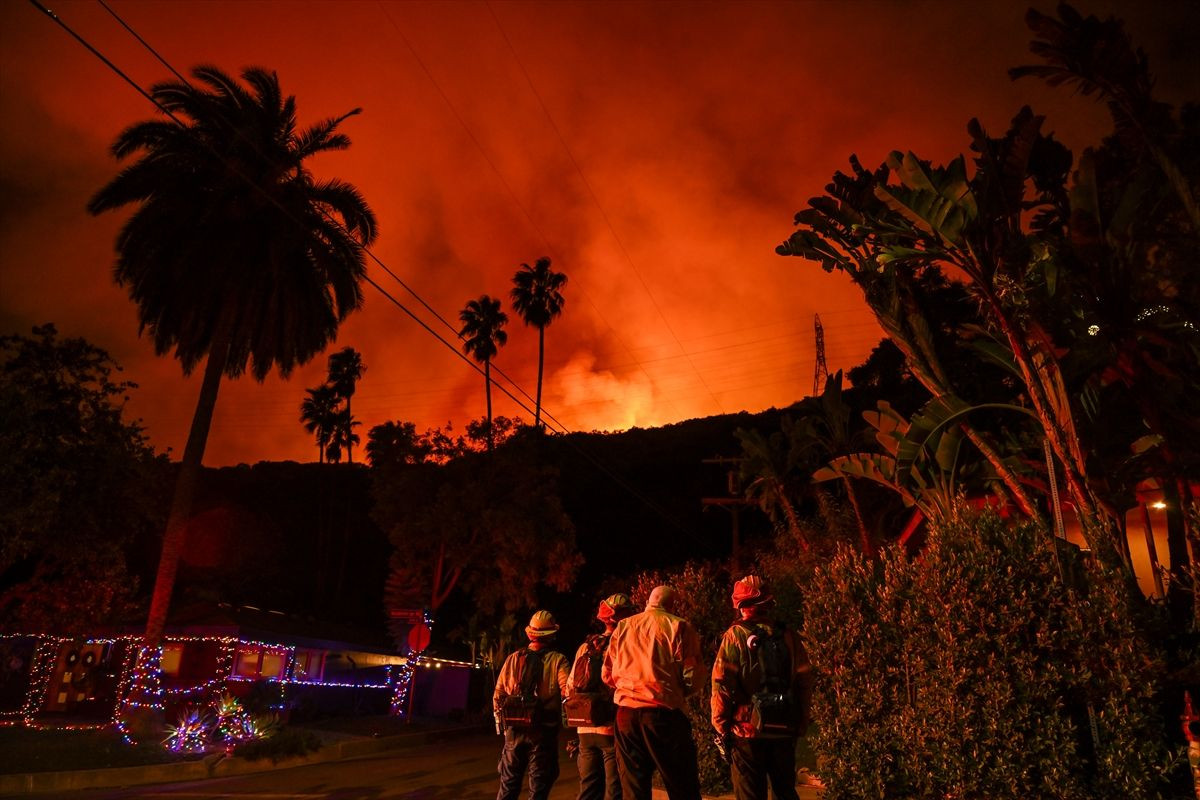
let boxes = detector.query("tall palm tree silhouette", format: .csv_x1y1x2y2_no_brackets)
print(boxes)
325,408,361,464
510,257,566,430
326,347,365,463
459,295,508,451
88,65,376,646
300,384,340,463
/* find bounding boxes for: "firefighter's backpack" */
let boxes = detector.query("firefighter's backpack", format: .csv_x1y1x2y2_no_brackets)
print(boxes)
499,648,545,727
747,624,796,735
563,634,615,727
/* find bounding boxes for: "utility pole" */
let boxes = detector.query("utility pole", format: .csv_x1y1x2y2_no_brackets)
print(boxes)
702,456,750,576
813,313,830,397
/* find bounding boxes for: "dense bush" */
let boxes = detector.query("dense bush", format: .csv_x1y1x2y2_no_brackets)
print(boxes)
803,510,1178,799
232,726,322,762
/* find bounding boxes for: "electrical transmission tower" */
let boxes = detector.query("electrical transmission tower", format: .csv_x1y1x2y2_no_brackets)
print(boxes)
813,313,830,396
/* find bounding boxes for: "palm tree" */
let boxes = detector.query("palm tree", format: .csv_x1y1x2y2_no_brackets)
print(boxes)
326,347,365,463
459,295,508,451
794,372,876,556
510,257,566,429
325,408,360,464
300,384,340,463
88,65,377,647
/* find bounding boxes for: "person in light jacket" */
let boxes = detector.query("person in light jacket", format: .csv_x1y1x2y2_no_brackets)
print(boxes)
602,585,703,800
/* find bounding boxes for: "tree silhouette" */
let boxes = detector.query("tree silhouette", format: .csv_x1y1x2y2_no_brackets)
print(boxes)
300,384,340,464
88,65,376,645
326,347,365,463
325,408,361,464
367,420,432,468
459,295,508,451
510,257,566,430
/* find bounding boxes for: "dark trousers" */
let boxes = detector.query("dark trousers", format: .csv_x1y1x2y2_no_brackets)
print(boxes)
614,706,701,800
730,736,799,800
577,732,621,800
497,725,560,800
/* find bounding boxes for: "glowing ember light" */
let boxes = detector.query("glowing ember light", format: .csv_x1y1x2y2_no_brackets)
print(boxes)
1151,501,1167,510
1087,325,1100,336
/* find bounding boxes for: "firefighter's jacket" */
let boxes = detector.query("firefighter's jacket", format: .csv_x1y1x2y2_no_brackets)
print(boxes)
602,605,703,712
710,617,812,739
493,642,571,726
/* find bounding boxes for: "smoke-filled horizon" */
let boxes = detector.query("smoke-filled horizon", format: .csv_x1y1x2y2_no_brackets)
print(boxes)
2,0,1196,465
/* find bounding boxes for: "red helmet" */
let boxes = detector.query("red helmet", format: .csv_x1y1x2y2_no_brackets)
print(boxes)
597,593,634,624
732,575,773,609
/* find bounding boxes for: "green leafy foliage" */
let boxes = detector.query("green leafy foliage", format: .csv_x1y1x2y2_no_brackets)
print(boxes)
803,510,1177,799
375,433,582,639
0,325,165,632
231,726,321,762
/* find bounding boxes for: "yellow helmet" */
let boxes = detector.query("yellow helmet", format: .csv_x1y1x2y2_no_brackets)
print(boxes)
525,610,560,639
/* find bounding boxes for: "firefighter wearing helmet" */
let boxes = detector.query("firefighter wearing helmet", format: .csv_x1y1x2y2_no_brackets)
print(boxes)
711,576,812,800
602,585,704,800
494,610,571,800
564,593,636,800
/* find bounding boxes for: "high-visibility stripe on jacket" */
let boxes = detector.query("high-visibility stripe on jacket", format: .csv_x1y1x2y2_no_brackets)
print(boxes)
493,643,570,724
710,618,812,738
601,605,702,711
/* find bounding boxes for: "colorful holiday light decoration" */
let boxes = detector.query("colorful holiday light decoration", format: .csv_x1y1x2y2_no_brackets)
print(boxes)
389,610,434,717
1,632,428,744
163,707,211,753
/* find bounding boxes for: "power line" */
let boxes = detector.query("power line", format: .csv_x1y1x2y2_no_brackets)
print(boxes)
35,0,698,537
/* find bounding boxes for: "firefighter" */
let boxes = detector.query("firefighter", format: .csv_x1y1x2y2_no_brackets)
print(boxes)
567,593,636,800
494,610,571,800
602,585,703,800
711,576,812,800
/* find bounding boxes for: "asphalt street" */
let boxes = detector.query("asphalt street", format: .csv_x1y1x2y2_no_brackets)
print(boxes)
8,733,591,800
3,732,821,799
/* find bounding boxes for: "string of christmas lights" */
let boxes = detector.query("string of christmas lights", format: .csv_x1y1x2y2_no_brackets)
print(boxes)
2,632,439,742
390,610,435,717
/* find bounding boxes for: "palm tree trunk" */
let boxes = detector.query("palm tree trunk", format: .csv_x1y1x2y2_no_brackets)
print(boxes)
144,335,230,644
346,397,354,464
875,311,1038,517
485,360,494,451
535,326,545,429
779,489,807,552
842,476,873,556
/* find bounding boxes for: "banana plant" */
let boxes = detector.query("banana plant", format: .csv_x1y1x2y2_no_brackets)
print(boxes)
816,398,1039,525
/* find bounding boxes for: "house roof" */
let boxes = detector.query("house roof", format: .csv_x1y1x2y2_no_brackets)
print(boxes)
166,602,399,656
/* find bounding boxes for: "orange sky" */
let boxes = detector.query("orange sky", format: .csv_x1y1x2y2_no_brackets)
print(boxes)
1,1,1196,465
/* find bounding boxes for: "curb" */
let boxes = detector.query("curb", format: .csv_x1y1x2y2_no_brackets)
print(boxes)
650,783,822,799
0,724,487,796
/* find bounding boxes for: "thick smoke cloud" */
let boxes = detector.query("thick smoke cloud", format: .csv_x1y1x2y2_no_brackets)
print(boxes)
1,0,1195,463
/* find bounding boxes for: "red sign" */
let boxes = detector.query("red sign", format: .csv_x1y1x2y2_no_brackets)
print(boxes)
407,623,432,652
389,608,425,624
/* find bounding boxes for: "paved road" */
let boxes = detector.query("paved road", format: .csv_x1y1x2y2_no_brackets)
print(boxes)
11,734,581,800
5,733,819,799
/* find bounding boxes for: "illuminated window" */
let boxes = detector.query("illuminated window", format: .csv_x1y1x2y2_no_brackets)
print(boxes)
234,648,261,678
160,644,184,677
260,650,286,679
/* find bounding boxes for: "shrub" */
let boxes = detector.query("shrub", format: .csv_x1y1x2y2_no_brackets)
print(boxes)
803,510,1176,799
232,727,322,762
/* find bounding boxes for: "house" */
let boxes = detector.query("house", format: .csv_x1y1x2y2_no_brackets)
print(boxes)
0,603,480,731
